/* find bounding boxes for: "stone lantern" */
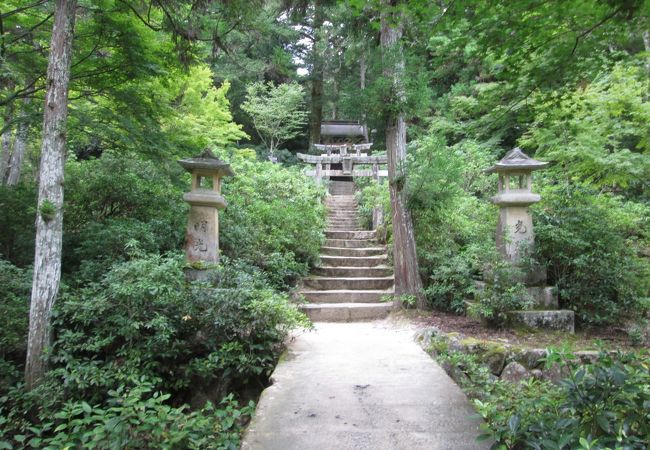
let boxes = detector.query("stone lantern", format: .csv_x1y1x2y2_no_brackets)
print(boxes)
486,147,548,266
178,149,233,271
485,148,574,332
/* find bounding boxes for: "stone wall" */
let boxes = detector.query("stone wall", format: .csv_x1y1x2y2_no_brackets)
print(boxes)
414,327,606,384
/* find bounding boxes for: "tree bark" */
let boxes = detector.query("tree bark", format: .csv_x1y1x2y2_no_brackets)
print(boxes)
25,0,76,390
6,96,32,185
380,0,425,309
643,30,650,75
0,104,14,183
360,52,369,142
308,0,324,148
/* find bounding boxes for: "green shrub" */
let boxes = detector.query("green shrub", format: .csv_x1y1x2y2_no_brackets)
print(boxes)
50,253,308,402
469,261,533,328
534,184,650,325
36,384,252,450
0,184,37,268
220,154,326,290
434,346,650,449
0,260,32,390
63,154,187,283
1,382,253,450
475,349,650,449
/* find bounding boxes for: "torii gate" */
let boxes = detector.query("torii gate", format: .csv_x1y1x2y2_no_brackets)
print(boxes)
297,120,387,229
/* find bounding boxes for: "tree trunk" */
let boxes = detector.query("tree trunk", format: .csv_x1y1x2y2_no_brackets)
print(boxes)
0,105,14,183
308,0,324,148
25,0,76,390
380,0,425,309
360,52,369,142
643,30,650,75
6,96,31,185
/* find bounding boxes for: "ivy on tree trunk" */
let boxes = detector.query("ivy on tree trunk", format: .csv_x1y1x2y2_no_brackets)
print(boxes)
25,0,77,390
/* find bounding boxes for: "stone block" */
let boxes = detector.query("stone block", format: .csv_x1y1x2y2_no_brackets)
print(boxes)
509,310,575,333
512,348,547,370
527,286,558,309
184,268,219,284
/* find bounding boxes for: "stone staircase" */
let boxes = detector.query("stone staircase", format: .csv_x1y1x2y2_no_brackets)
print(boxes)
299,181,394,321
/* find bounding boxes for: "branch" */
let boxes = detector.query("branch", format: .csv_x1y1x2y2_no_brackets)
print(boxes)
118,0,161,32
571,6,624,56
8,13,54,46
0,1,48,19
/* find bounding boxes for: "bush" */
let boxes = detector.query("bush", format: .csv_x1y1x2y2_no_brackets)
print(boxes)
0,260,32,389
63,154,187,283
469,260,533,328
220,154,326,290
1,382,253,450
434,346,650,449
50,253,308,403
534,184,650,325
0,184,37,268
0,253,309,447
475,349,650,449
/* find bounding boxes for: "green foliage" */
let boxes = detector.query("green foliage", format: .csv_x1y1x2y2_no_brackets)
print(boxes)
394,132,496,312
0,184,37,267
38,200,57,222
0,252,308,447
433,345,650,449
50,253,308,400
521,64,650,191
62,153,187,283
220,152,327,289
476,348,650,449
0,260,31,390
240,82,307,155
534,184,650,325
3,383,253,450
469,261,534,328
156,66,248,153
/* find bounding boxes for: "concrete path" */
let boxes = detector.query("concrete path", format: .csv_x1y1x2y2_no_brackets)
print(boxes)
241,320,490,450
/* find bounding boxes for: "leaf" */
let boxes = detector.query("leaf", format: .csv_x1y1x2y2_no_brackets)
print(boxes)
595,415,610,433
508,414,521,433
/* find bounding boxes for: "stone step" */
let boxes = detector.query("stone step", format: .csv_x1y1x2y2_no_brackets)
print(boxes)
327,213,358,218
328,209,358,214
327,217,359,223
324,239,377,248
326,205,357,210
321,246,386,257
325,230,376,240
327,215,359,220
300,302,394,322
327,215,358,219
320,255,388,267
313,266,393,278
326,226,361,231
303,276,394,290
299,289,393,303
327,222,360,228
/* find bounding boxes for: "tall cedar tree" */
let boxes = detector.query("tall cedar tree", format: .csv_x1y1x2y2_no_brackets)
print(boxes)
25,0,77,390
380,0,425,308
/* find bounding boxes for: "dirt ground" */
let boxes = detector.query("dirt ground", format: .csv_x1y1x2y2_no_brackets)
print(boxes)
405,310,637,350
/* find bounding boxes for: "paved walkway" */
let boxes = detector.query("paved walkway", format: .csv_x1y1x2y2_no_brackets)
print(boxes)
241,320,490,450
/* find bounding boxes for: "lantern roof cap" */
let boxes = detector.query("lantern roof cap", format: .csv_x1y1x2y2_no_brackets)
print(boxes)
485,147,548,173
178,149,234,177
